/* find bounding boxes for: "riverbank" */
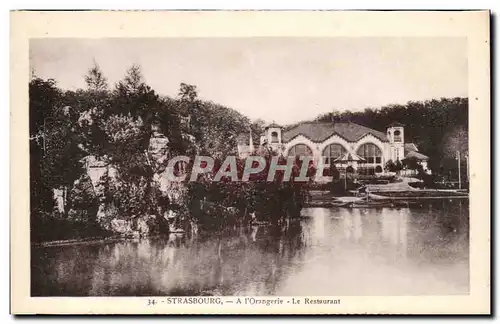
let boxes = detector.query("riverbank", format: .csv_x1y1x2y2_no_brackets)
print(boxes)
33,178,467,246
305,187,469,208
31,201,469,297
31,218,299,248
32,234,128,248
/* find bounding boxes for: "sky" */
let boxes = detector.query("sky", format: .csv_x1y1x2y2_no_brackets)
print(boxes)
30,37,467,125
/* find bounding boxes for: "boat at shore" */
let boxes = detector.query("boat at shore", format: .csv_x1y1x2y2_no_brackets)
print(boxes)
305,190,469,209
324,196,426,209
350,200,392,208
330,201,353,207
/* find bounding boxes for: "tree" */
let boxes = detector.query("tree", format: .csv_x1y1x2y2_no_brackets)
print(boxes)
29,78,61,136
179,83,198,103
113,64,159,121
173,83,255,157
29,77,62,219
402,157,420,170
195,101,250,157
85,61,108,92
439,126,468,183
66,63,113,158
67,173,99,223
40,107,86,215
156,96,188,155
117,64,143,94
177,83,202,142
442,126,468,159
102,114,150,178
385,159,396,173
30,77,86,218
394,160,403,173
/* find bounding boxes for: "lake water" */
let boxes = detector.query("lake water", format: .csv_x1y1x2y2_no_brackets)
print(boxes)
31,200,469,296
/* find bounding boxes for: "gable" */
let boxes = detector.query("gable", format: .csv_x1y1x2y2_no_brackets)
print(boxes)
404,143,419,153
405,150,429,161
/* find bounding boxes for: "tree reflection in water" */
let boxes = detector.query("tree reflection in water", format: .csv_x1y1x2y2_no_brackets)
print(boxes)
31,200,469,296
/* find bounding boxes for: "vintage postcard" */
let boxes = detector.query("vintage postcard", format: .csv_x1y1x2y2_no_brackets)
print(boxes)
10,11,490,315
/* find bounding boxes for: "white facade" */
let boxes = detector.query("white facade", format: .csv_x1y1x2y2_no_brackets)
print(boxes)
238,121,428,173
266,126,393,172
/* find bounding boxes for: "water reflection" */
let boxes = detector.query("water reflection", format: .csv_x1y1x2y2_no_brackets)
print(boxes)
32,200,469,296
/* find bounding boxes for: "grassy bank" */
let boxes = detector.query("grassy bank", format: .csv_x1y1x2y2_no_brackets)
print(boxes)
31,217,115,244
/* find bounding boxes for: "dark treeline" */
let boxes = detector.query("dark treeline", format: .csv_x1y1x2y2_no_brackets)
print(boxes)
311,98,469,178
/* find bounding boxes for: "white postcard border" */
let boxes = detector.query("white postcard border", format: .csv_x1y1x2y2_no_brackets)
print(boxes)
10,10,490,315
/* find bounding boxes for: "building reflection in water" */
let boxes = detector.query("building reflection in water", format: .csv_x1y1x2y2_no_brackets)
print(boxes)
340,207,409,260
380,208,409,258
342,208,363,242
312,208,326,242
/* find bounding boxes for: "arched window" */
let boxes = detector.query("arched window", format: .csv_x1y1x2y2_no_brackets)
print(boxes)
322,143,347,165
271,131,279,143
287,144,313,157
393,130,402,142
357,143,382,164
375,165,383,173
346,166,354,173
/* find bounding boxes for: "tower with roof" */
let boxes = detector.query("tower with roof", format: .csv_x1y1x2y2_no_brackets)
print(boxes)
263,121,283,152
387,122,405,162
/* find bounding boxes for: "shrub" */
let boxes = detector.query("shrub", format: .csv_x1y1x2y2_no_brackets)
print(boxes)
67,174,99,223
184,154,310,230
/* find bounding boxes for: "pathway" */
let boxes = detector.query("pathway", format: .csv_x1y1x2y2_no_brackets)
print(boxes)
366,176,420,192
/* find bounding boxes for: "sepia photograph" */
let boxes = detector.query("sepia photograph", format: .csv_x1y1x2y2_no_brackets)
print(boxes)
11,11,490,314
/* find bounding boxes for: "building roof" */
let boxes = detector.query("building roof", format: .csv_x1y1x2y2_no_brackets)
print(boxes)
404,142,428,160
282,121,388,143
405,150,429,161
404,143,419,153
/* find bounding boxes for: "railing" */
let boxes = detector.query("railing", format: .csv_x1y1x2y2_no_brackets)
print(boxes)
400,169,419,176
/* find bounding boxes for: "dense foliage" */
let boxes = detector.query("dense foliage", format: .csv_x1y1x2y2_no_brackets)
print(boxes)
29,64,296,241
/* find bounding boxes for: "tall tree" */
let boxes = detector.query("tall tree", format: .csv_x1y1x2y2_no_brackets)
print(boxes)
71,62,112,157
179,83,198,103
85,61,108,92
29,77,62,219
113,64,159,122
30,77,85,217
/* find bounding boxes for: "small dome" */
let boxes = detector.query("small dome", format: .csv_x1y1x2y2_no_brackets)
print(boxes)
265,122,281,129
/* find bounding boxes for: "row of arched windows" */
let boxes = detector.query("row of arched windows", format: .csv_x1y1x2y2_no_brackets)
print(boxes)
286,143,383,164
286,143,312,157
356,143,383,164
